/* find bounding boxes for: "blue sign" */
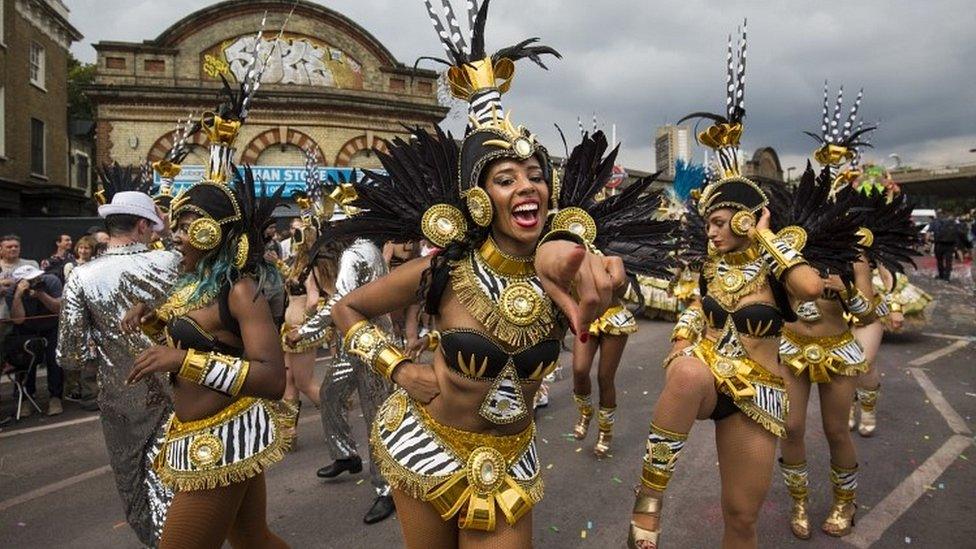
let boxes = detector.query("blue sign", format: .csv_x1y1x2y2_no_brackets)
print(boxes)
153,165,367,197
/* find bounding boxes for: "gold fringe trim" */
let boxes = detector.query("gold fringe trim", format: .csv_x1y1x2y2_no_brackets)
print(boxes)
155,399,294,492
156,280,217,322
781,330,868,382
450,255,554,349
721,385,789,438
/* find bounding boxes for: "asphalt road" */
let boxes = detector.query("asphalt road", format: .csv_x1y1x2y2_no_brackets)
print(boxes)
1,277,973,548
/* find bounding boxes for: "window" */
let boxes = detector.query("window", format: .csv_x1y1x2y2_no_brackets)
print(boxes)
30,42,46,89
74,152,90,188
144,59,165,72
389,78,406,92
106,57,126,69
30,118,45,175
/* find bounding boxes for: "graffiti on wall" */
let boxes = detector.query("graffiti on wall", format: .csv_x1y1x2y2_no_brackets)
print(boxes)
201,33,364,89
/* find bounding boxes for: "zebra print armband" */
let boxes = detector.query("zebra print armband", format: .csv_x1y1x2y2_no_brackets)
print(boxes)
755,228,807,280
179,349,250,397
671,306,704,343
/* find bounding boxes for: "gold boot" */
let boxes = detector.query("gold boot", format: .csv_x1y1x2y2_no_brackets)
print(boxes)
572,394,593,440
594,406,616,458
823,463,858,537
282,398,301,451
857,386,879,437
779,459,811,539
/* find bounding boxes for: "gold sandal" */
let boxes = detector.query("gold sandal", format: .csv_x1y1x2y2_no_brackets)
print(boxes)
822,500,856,537
628,487,662,549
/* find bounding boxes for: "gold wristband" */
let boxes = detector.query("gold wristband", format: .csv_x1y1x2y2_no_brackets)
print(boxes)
426,330,441,351
889,301,904,313
345,320,409,380
178,349,207,383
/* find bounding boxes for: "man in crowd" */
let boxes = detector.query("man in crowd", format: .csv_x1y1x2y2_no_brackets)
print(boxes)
40,234,75,283
928,210,967,281
5,264,64,416
59,183,178,546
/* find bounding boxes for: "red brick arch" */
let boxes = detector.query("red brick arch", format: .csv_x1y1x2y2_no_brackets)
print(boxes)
239,128,323,164
334,134,390,167
146,130,208,162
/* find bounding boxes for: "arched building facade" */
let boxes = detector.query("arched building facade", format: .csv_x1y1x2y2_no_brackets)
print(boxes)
89,0,446,188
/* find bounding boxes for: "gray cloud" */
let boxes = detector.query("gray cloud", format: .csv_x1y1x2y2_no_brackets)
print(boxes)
69,0,976,171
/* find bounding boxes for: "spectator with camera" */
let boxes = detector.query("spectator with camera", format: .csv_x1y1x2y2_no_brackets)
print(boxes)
40,234,76,283
5,264,64,416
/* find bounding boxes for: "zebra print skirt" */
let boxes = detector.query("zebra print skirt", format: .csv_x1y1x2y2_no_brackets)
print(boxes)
370,390,544,531
154,397,293,491
589,304,638,336
780,329,867,383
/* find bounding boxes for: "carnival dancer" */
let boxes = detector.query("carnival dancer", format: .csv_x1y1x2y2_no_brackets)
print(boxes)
321,3,677,546
628,24,830,548
278,150,331,447
58,165,179,547
283,222,398,525
126,50,292,547
847,184,920,438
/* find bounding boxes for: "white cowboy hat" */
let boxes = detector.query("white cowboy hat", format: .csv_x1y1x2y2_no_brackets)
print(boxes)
11,265,44,281
98,191,165,232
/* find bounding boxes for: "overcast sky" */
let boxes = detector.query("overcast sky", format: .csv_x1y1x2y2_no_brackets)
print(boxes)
67,0,976,173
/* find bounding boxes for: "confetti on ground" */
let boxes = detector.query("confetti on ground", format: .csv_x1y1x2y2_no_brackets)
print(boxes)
581,530,587,539
18,522,26,527
960,454,969,461
587,520,593,529
924,435,930,440
612,476,622,484
938,483,945,489
542,438,549,444
112,521,127,530
576,447,582,453
356,479,364,485
550,526,559,532
642,391,648,395
547,463,554,470
965,392,976,397
905,536,912,544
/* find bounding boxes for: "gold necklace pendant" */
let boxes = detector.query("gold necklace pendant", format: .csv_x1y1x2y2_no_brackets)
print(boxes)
499,282,543,327
721,268,746,293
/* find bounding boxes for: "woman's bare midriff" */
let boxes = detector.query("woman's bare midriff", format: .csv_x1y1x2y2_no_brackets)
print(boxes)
786,297,850,338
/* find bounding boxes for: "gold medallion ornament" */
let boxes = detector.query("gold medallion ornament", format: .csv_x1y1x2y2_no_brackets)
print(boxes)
465,187,494,227
713,359,738,379
499,282,543,327
730,210,756,236
466,446,507,495
802,344,827,364
550,207,597,244
422,204,468,248
856,227,874,248
721,268,746,293
777,226,809,252
382,392,408,432
188,433,223,469
234,234,249,268
512,138,534,159
188,217,222,250
650,442,674,463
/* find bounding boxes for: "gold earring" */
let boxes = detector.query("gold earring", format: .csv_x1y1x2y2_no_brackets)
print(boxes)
234,234,249,268
730,210,755,236
188,217,222,250
465,187,493,228
422,204,467,248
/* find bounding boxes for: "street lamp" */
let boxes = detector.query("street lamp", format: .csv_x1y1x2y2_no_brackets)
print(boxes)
786,166,796,182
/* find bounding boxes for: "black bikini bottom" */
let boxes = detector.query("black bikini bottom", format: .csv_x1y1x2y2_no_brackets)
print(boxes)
710,391,739,422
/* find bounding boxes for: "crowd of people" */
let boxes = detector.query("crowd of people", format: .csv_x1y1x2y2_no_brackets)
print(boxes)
0,3,947,548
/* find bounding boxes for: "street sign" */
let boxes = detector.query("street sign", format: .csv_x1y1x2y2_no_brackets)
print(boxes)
153,165,364,197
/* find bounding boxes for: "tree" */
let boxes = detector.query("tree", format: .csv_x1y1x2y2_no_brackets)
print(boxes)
68,53,96,121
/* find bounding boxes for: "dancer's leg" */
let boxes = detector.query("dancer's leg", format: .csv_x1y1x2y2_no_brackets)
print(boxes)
459,511,532,549
391,489,457,549
227,473,289,549
716,413,778,549
159,481,249,549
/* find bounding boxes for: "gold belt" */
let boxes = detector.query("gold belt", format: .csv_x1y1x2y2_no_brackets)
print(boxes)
692,338,779,400
781,329,859,383
412,403,536,531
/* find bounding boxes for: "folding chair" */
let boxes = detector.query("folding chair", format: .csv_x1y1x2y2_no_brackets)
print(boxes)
3,336,46,420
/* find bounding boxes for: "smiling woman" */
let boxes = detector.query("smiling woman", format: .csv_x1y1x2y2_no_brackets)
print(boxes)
309,2,678,547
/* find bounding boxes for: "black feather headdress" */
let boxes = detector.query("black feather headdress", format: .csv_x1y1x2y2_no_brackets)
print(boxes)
554,131,678,278
232,165,286,272
850,190,919,275
767,162,862,278
93,163,152,206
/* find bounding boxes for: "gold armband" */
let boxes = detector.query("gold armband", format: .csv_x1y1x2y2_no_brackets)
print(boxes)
887,298,903,313
754,228,807,279
344,320,409,380
426,330,441,351
178,348,250,397
671,307,704,343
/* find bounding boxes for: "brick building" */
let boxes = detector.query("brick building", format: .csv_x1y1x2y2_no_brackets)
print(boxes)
0,0,83,216
89,0,447,192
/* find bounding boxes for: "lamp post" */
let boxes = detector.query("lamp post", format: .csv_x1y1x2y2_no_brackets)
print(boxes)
786,166,796,182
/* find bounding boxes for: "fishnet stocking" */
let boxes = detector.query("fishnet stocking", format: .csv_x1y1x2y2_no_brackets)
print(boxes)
715,413,777,549
854,323,884,391
819,376,859,469
159,473,287,549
